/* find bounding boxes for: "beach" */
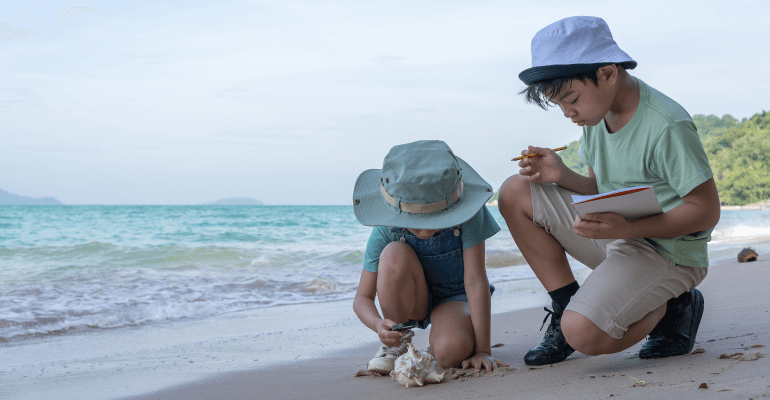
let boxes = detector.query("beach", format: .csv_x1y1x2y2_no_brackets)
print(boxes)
121,256,770,400
2,206,770,399
3,256,767,400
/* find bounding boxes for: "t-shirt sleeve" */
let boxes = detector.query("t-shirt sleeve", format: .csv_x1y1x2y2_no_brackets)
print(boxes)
362,226,394,273
652,120,714,197
461,206,501,250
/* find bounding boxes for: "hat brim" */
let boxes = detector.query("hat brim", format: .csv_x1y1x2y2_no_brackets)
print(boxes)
519,61,637,85
352,156,493,230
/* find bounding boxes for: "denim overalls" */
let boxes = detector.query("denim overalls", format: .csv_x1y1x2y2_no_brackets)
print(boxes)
390,225,495,328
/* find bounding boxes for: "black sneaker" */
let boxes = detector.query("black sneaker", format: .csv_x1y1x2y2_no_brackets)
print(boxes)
524,304,575,365
639,289,705,359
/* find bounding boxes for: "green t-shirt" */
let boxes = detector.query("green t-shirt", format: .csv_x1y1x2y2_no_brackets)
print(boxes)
578,78,714,267
362,206,500,272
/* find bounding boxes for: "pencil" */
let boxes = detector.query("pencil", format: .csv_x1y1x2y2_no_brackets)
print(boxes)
511,146,568,161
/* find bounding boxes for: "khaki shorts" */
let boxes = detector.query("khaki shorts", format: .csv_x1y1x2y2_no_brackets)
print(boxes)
531,182,708,339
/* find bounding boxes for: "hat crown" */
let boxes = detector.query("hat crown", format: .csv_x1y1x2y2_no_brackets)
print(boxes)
530,16,631,67
382,140,460,205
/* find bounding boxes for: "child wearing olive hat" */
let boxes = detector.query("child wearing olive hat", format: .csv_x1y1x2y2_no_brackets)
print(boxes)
352,140,508,374
498,16,720,365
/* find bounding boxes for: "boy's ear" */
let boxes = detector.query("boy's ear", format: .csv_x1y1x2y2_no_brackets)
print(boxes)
597,64,618,85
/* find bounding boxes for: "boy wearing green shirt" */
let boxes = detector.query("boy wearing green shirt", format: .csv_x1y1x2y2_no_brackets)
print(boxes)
498,16,721,365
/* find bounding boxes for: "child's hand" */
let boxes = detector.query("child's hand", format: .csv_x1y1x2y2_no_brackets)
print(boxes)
573,212,632,239
376,319,403,347
461,352,508,374
518,145,565,184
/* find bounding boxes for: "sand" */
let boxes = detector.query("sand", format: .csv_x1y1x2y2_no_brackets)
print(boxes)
118,255,770,400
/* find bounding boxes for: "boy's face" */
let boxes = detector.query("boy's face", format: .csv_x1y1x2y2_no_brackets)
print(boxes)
547,77,613,127
407,228,440,239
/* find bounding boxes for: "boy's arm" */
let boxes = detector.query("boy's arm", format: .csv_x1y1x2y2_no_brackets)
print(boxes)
518,145,598,195
353,269,404,347
462,241,508,372
574,178,721,240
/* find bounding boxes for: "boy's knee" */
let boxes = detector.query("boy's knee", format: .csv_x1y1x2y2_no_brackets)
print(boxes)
498,175,531,214
561,311,610,356
498,175,529,204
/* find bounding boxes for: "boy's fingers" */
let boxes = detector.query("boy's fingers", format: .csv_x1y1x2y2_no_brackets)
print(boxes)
461,360,469,369
496,359,509,367
528,145,545,154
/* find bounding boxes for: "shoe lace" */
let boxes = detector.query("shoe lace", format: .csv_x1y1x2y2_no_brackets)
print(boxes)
539,307,556,332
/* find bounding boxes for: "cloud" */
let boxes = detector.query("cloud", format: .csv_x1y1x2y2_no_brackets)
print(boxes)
57,8,102,25
0,23,35,43
368,55,407,65
212,128,309,140
0,88,37,108
395,107,438,114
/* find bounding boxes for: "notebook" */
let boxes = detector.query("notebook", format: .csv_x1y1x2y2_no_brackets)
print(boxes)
571,185,663,247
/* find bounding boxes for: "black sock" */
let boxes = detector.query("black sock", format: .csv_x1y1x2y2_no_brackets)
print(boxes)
548,281,580,314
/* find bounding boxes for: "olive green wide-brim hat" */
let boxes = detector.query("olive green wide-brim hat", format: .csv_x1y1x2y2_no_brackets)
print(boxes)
352,140,494,230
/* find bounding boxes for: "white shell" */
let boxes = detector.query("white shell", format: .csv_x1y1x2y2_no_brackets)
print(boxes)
390,343,445,387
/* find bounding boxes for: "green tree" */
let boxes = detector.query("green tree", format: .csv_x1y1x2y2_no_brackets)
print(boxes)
559,140,588,176
692,114,739,142
705,120,770,205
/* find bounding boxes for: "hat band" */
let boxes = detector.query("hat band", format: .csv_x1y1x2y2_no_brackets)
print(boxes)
380,179,464,214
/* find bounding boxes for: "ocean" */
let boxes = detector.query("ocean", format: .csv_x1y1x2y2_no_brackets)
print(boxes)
1,205,769,343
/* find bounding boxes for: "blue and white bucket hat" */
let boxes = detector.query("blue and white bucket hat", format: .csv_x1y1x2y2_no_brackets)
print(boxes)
352,140,493,230
519,16,636,85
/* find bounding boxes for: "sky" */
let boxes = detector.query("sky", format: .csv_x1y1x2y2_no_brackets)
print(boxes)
2,0,769,205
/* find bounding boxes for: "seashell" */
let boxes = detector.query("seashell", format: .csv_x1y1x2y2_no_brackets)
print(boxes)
737,247,758,263
390,343,445,387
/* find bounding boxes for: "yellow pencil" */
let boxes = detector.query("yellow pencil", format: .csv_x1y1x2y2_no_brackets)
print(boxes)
512,146,568,161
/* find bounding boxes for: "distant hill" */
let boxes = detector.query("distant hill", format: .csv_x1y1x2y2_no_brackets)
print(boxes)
202,197,264,205
0,189,64,205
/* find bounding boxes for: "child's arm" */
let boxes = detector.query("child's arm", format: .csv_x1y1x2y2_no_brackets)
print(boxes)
573,178,721,240
353,269,404,347
518,145,599,195
462,241,509,373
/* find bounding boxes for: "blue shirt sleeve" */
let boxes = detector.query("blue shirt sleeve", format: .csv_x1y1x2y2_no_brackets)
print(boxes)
362,226,395,272
461,206,500,250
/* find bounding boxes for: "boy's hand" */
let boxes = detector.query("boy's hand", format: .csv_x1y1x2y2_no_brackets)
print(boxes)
461,352,509,374
573,212,632,239
376,319,403,347
518,145,565,184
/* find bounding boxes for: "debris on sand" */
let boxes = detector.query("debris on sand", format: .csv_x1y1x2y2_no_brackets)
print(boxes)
448,366,517,381
698,383,709,389
691,347,706,354
354,369,387,377
628,376,645,387
737,247,758,263
718,352,763,361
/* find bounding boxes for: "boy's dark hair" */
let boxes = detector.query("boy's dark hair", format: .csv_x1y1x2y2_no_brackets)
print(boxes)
520,62,634,110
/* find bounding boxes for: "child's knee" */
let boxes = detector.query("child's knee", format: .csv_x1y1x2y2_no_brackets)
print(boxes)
378,242,417,276
498,175,531,211
561,311,610,356
431,335,472,369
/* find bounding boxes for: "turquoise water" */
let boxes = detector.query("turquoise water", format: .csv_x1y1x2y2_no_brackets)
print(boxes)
0,205,768,342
